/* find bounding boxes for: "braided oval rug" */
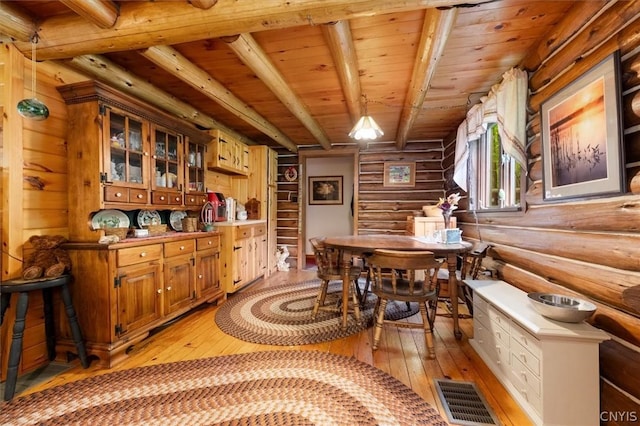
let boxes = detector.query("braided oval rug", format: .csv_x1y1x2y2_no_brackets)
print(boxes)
0,350,448,426
215,280,419,345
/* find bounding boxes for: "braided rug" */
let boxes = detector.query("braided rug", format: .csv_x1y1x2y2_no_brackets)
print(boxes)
0,350,448,426
215,280,419,345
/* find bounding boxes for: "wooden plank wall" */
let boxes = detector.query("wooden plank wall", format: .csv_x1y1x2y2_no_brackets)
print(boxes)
450,6,640,416
274,139,447,267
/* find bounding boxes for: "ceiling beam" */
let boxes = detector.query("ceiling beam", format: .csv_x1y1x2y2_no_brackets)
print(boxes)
396,8,457,150
60,54,256,147
321,20,362,124
0,1,35,42
226,33,332,150
9,0,485,60
140,45,298,152
59,0,119,29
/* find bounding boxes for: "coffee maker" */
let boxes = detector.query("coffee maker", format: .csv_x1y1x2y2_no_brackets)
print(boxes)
207,192,227,222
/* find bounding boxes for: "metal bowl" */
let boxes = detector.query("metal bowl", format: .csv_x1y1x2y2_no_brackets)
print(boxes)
527,292,596,323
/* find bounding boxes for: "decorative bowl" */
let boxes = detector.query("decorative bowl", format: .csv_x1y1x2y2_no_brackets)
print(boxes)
527,292,596,323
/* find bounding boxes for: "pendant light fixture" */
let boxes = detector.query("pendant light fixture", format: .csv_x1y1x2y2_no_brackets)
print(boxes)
348,94,383,140
17,33,49,121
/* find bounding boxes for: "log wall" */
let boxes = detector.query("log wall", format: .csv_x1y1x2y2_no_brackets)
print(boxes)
452,7,640,418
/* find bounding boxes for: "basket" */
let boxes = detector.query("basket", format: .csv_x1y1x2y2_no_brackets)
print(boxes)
145,224,167,236
181,217,198,233
104,227,129,240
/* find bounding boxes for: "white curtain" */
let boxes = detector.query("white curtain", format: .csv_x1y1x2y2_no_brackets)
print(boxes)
452,67,528,190
453,120,469,191
496,68,528,167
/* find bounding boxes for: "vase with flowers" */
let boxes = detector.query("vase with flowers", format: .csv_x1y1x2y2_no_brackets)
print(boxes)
436,192,461,229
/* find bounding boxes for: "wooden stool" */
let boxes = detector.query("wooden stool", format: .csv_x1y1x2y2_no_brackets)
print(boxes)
0,275,89,400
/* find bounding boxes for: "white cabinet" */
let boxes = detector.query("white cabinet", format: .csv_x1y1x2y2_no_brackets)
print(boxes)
465,280,609,426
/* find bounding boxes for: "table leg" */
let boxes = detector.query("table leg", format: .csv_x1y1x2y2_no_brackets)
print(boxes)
448,253,462,340
341,257,350,330
5,292,29,401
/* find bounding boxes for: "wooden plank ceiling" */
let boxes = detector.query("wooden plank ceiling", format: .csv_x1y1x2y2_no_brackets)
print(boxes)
0,0,583,152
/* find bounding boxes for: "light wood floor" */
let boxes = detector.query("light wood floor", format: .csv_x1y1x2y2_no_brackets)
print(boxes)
20,269,532,425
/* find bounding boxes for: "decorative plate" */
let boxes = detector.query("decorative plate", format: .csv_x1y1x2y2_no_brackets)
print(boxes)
169,211,188,231
91,209,130,230
136,209,162,227
284,166,298,182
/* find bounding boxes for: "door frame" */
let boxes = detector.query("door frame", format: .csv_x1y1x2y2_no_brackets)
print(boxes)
297,148,359,270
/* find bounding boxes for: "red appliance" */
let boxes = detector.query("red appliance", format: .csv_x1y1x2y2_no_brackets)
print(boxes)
207,192,227,222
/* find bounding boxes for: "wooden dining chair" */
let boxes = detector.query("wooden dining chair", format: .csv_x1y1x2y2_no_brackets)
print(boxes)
436,241,491,317
309,237,362,322
366,249,443,359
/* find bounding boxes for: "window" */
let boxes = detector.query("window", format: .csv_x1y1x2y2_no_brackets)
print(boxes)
470,123,523,212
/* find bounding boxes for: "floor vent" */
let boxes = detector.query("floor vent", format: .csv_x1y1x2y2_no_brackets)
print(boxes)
434,379,500,425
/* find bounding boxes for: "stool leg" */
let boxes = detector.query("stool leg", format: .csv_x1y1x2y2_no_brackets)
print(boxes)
60,283,89,369
0,292,11,325
42,288,56,361
5,292,29,401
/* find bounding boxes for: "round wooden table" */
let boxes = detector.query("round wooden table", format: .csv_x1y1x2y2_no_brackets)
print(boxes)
322,235,472,339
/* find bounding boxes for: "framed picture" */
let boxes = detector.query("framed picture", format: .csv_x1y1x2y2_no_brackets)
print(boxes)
383,161,416,187
309,176,343,205
541,51,624,201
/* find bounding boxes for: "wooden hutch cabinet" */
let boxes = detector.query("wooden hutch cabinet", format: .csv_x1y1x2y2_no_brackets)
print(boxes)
56,82,224,367
57,81,210,241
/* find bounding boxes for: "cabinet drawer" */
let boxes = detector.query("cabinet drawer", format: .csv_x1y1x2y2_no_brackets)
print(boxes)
152,191,183,205
510,336,540,376
510,323,542,359
487,304,510,332
129,188,148,204
510,351,541,397
474,295,489,316
197,235,220,251
509,359,542,415
104,186,129,203
185,194,207,206
117,244,163,267
164,239,195,257
253,224,266,237
151,191,170,205
236,225,252,240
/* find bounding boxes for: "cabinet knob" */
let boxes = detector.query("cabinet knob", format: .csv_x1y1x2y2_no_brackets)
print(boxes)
166,286,172,291
160,196,165,201
180,246,185,250
207,241,212,245
156,288,162,294
115,192,122,197
198,274,203,279
175,197,181,202
137,194,143,199
140,252,147,257
144,152,149,156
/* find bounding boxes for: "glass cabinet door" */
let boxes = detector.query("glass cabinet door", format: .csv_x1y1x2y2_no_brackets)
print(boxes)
152,126,182,191
185,140,206,193
107,109,146,187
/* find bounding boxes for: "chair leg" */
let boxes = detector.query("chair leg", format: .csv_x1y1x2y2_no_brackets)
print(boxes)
372,298,388,350
419,302,436,359
460,283,474,316
350,279,362,324
311,279,329,320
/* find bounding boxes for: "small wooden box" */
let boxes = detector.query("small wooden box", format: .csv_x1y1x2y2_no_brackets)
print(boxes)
245,198,260,220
